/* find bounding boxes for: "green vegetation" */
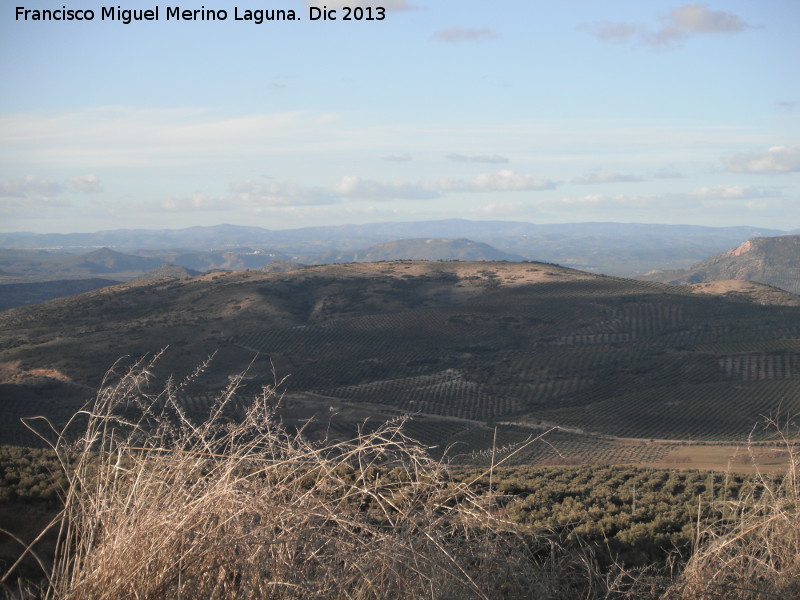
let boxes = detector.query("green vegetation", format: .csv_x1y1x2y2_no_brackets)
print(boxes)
2,356,577,599
454,465,770,568
1,358,797,599
0,446,65,503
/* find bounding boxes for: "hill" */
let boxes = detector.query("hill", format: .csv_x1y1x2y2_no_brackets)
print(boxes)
0,278,121,311
685,280,800,306
134,247,291,271
642,235,800,295
132,264,202,281
308,238,524,263
0,249,208,309
79,247,164,273
2,260,799,462
0,248,163,283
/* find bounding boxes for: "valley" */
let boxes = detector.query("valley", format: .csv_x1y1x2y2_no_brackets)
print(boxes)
2,259,798,470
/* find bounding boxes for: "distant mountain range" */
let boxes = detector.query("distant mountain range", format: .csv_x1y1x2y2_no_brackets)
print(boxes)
0,220,784,276
0,239,516,282
642,235,800,296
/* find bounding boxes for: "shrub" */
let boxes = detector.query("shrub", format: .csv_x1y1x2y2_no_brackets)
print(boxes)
665,420,800,600
18,354,563,600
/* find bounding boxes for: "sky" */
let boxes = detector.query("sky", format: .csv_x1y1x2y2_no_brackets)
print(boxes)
1,1,798,233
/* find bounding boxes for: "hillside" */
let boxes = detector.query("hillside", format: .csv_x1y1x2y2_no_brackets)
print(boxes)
132,264,201,281
0,278,121,311
2,261,799,461
0,248,164,283
685,280,800,306
642,235,800,295
308,238,525,263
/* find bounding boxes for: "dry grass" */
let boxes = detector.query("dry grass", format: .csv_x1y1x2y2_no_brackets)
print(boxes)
647,443,792,474
10,353,570,600
4,352,799,600
665,420,800,600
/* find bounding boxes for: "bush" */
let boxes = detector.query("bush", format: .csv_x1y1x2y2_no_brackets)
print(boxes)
665,420,800,600
18,354,566,600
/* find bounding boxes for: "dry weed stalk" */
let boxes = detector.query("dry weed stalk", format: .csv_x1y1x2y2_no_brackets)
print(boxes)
24,354,553,600
665,417,800,600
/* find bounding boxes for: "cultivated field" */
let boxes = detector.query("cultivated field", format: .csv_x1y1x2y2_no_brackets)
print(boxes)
1,261,799,462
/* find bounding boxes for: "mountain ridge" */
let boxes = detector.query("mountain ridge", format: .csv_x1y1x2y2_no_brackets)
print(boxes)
642,235,800,295
0,220,785,276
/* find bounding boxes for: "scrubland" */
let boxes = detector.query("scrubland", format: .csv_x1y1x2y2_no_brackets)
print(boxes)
0,356,797,600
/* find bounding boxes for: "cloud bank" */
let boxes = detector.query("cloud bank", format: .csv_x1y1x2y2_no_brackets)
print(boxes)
724,146,800,173
0,174,102,197
446,153,509,164
571,171,643,185
580,4,753,47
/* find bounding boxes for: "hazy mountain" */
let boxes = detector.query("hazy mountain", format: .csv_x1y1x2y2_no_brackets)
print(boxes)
0,220,785,276
79,248,164,273
0,249,197,308
2,260,798,451
642,235,800,296
0,247,288,282
135,248,292,272
308,238,525,263
0,248,163,282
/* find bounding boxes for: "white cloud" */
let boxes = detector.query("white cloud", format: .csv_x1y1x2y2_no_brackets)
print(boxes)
0,107,344,169
0,175,63,197
0,174,102,217
334,169,556,201
689,185,780,199
535,185,789,220
469,201,530,216
334,176,439,200
571,171,643,185
446,153,509,164
161,194,228,211
543,193,644,209
68,174,103,193
433,28,498,42
724,146,800,173
230,179,339,206
149,179,339,212
577,21,641,43
468,170,556,192
580,4,753,47
662,4,751,35
0,176,73,215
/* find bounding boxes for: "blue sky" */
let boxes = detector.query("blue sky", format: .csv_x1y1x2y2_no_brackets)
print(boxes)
1,1,798,233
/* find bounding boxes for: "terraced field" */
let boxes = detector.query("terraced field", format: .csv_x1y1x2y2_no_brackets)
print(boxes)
1,261,799,462
221,275,800,455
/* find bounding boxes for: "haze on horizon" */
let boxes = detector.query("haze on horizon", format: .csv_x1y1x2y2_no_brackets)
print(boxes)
1,1,798,234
